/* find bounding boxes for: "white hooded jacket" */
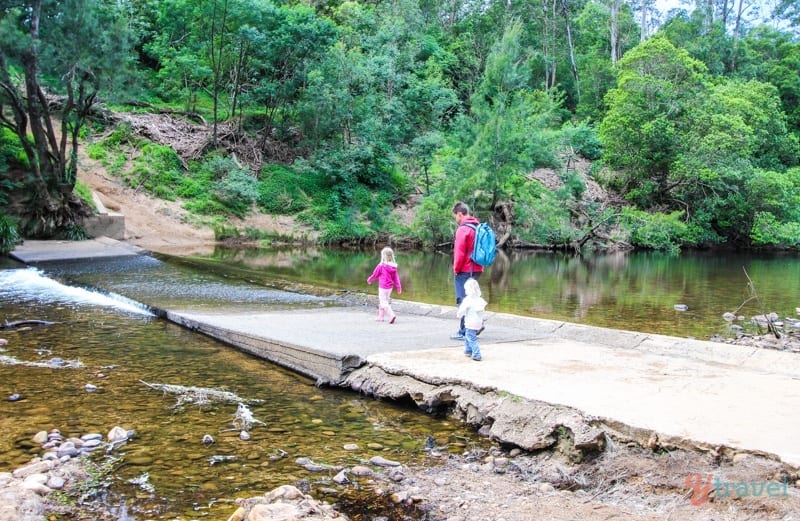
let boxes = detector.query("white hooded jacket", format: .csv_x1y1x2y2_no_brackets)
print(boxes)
456,281,487,331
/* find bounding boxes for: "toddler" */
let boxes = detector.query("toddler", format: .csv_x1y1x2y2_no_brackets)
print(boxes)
366,247,402,323
456,278,487,361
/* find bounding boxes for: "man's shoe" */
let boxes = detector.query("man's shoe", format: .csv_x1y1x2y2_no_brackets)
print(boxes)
450,332,465,341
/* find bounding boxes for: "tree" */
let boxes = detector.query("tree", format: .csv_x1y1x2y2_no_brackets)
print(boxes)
772,0,800,28
0,0,133,237
599,36,706,208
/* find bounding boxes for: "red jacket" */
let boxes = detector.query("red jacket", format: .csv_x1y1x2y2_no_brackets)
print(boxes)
453,216,484,275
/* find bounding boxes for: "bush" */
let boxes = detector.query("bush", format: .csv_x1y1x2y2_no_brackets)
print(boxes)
213,168,258,218
74,182,97,212
127,144,184,200
750,212,800,248
620,208,688,253
0,127,29,170
563,121,603,160
257,164,314,214
0,213,19,254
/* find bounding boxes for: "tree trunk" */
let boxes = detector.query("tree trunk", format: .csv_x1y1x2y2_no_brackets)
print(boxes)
610,0,621,67
560,0,580,102
640,0,647,41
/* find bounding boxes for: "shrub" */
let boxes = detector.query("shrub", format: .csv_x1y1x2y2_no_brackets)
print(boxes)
128,144,184,200
0,213,20,254
213,168,258,218
0,127,30,169
620,208,688,253
563,121,603,160
256,164,314,214
74,182,97,212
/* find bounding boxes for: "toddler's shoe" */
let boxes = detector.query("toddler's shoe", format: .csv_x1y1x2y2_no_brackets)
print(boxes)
464,350,472,357
471,356,482,361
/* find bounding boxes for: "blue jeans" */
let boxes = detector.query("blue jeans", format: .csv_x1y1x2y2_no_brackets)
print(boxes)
464,329,481,359
454,272,481,335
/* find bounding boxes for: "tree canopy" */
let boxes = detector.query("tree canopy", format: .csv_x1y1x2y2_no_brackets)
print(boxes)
1,0,799,251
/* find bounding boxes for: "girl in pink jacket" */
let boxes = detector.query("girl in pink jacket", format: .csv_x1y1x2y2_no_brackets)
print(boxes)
367,247,403,323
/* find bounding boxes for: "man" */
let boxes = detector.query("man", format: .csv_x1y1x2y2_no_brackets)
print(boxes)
451,201,483,340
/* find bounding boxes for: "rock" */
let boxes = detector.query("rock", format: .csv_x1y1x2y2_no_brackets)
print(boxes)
369,456,401,467
226,506,247,521
56,442,80,458
85,383,98,392
350,465,373,477
342,443,359,451
46,475,65,490
248,503,297,521
240,431,250,441
12,461,51,480
32,431,48,444
333,470,350,484
107,426,129,443
674,304,688,311
264,484,305,501
7,393,23,402
203,434,215,445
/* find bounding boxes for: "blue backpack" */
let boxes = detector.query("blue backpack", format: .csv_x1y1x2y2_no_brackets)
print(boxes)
463,221,497,267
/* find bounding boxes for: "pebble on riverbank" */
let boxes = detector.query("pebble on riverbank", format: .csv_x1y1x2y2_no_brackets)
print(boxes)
226,484,349,521
0,425,133,521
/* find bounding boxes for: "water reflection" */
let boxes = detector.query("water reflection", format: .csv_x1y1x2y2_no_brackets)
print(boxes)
3,246,800,519
0,267,482,520
163,247,800,339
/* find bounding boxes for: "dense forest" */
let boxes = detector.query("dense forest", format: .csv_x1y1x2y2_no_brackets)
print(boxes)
1,0,799,254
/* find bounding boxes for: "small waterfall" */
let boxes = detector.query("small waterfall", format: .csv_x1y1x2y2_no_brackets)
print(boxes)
0,268,153,316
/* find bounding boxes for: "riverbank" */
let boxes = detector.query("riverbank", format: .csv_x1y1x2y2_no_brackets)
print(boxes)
3,432,798,521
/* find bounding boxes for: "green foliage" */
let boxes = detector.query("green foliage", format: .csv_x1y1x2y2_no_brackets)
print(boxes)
0,127,29,170
562,122,603,160
65,225,90,241
619,208,688,253
180,156,257,219
213,168,258,218
750,212,800,248
125,144,183,200
73,182,97,212
257,165,314,214
0,213,20,254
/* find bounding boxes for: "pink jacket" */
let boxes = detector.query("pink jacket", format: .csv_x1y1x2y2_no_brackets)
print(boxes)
367,262,402,291
453,216,485,275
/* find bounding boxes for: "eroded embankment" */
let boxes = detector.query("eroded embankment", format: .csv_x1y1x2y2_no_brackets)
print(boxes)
343,363,790,465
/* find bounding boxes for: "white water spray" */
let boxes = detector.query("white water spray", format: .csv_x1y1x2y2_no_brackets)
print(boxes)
0,268,153,316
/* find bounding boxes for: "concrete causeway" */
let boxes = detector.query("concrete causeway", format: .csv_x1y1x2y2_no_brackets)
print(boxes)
9,238,800,468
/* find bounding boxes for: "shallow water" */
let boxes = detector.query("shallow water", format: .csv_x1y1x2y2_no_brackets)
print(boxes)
2,246,799,519
0,262,483,520
154,246,800,340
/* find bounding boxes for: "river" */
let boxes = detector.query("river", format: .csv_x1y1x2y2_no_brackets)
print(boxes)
1,246,798,519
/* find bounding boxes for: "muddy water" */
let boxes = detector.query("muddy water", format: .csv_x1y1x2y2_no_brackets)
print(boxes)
0,263,483,520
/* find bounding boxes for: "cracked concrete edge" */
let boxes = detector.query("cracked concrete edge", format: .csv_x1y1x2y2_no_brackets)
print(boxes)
343,363,796,470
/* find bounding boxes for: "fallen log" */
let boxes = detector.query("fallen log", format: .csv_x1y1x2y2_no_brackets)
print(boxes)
1,320,57,329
